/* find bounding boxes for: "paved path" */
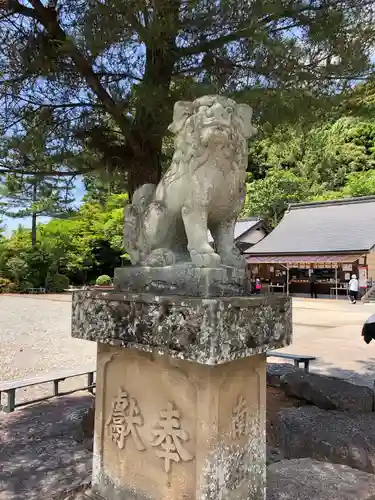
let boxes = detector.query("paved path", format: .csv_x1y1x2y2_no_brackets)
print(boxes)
0,393,92,500
0,295,96,405
277,297,375,386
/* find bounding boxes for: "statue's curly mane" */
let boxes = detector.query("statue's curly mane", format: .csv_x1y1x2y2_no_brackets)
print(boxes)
165,109,248,183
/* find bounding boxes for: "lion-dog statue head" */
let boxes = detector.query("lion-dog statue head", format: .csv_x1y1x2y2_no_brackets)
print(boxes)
167,95,257,175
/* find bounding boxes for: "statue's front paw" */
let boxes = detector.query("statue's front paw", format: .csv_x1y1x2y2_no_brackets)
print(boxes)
221,250,247,269
144,248,176,267
190,250,221,268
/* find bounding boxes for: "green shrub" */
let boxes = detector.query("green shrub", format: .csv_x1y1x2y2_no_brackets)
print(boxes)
0,277,15,293
6,282,19,293
6,257,28,283
95,275,112,286
45,273,70,293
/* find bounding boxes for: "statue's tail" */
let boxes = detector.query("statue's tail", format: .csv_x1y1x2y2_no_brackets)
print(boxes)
131,183,156,209
124,183,157,265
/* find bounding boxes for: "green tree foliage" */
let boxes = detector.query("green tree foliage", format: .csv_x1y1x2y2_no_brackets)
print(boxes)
1,0,374,194
0,113,76,245
248,116,375,185
0,192,128,291
245,111,375,223
341,77,375,119
342,170,375,197
243,169,310,226
300,117,375,189
244,74,375,221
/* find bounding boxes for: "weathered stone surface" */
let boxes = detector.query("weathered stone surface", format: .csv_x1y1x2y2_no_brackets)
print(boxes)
71,290,292,364
267,446,284,465
280,371,374,412
114,265,251,297
123,95,257,268
272,406,375,473
267,363,297,388
70,397,95,451
91,344,266,500
267,458,375,500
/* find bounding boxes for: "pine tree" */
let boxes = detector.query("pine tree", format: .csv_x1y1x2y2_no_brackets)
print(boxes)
1,0,374,194
0,113,75,245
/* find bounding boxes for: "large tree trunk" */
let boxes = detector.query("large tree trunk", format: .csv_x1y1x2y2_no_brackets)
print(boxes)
127,2,179,196
127,131,164,197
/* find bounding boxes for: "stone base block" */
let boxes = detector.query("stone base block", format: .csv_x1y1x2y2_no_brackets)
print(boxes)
72,291,292,364
272,406,375,473
114,265,251,297
91,344,266,500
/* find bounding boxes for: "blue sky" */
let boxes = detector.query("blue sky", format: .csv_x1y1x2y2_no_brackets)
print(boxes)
3,178,86,236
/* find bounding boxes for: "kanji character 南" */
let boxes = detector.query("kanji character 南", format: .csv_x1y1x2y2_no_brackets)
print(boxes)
231,395,249,439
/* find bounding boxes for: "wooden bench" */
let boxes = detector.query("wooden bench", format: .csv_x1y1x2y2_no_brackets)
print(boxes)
267,351,316,372
27,287,46,294
0,365,96,413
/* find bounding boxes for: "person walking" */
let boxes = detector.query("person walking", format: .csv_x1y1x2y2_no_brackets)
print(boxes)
348,274,359,304
309,271,317,299
255,278,261,294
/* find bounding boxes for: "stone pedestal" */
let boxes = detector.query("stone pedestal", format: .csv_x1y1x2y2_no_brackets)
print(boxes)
114,265,251,297
92,344,265,500
71,271,292,500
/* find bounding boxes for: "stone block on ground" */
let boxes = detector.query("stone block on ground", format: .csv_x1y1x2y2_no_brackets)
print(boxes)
272,406,375,474
267,458,375,500
267,363,297,387
280,371,374,412
69,396,95,451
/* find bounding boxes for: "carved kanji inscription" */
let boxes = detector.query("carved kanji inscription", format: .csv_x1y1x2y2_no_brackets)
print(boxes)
231,395,249,440
105,388,145,451
152,402,194,472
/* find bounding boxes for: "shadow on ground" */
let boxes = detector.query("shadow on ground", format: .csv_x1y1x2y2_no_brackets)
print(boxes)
311,357,375,387
0,393,93,500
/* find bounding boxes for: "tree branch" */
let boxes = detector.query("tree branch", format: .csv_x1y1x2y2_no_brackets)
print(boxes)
95,71,143,82
0,167,94,177
2,92,106,110
6,0,131,137
1,0,36,18
177,5,326,57
177,25,264,57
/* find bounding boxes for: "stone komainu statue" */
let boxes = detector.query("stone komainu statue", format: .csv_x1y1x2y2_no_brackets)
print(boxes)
124,95,257,268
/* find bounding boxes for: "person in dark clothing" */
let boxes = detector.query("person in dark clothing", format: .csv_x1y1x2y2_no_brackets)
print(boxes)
362,313,375,344
309,272,318,299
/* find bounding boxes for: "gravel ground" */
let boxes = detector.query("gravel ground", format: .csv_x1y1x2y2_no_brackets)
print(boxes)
0,295,96,406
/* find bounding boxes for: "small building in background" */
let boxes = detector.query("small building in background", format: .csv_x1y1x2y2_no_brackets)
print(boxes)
245,196,375,298
208,217,269,253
